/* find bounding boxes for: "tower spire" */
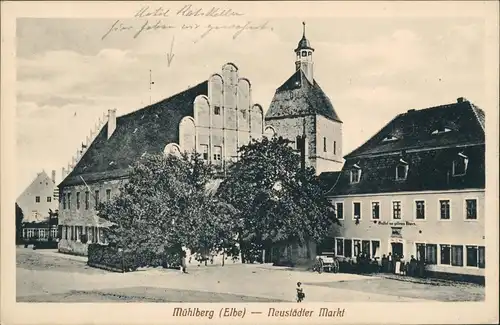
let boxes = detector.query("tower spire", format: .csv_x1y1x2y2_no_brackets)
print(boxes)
302,21,306,37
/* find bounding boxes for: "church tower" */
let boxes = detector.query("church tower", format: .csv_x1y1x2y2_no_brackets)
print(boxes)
264,22,344,175
295,22,314,83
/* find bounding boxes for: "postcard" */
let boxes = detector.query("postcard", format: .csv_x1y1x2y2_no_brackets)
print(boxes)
1,1,499,324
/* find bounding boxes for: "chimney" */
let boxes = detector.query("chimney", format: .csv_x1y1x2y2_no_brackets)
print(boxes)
107,109,117,139
51,170,56,183
457,97,467,103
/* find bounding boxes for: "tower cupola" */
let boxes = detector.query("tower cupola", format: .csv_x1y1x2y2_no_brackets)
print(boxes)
294,22,315,83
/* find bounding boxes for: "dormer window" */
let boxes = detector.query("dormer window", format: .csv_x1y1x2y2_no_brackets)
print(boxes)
452,153,469,176
431,126,452,135
214,106,221,115
395,159,409,181
350,164,362,184
382,135,398,142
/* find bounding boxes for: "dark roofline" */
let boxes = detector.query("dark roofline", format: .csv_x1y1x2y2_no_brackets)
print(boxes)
265,113,343,123
344,99,484,159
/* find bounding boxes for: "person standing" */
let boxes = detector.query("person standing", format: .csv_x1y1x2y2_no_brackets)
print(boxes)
409,255,417,277
296,282,305,303
181,249,188,274
387,252,393,273
381,254,388,273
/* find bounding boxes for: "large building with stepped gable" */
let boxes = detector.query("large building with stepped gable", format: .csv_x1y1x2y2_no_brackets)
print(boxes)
57,63,267,256
327,97,486,282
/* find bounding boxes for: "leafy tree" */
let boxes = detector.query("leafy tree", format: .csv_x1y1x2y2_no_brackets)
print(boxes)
217,136,339,261
98,152,240,267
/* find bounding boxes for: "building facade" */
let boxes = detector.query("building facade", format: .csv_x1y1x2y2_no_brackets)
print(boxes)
328,98,486,281
265,23,344,175
58,63,266,256
16,170,59,223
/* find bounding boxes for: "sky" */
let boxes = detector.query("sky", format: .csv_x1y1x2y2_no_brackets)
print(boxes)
16,13,487,196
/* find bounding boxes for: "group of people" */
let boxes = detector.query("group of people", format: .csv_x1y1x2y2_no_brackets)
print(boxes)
380,253,424,277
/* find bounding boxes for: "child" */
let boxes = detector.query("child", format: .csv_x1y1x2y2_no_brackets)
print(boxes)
296,282,305,303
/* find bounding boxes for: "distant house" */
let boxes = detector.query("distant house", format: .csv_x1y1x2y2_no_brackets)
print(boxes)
328,97,485,283
58,63,268,256
16,170,59,223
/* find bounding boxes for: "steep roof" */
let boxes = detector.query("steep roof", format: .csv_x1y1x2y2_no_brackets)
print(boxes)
328,99,485,196
345,99,485,159
265,69,342,123
318,171,341,191
59,81,208,187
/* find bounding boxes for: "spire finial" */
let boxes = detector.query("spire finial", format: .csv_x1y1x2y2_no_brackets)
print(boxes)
302,21,306,37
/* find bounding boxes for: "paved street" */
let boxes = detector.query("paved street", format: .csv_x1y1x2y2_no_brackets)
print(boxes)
16,248,484,302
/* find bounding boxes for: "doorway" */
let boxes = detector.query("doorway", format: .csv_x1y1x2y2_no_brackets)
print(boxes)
391,242,403,258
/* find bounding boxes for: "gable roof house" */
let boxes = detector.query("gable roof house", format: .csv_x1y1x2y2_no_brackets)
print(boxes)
57,62,266,256
326,97,486,283
329,97,485,196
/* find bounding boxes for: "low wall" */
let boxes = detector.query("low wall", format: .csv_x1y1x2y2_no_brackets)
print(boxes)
58,239,88,256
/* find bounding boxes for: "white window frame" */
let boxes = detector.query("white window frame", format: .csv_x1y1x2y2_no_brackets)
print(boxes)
334,237,345,257
438,198,452,221
352,238,362,257
200,144,209,161
413,199,426,221
370,201,381,220
464,245,485,269
370,238,382,259
395,164,409,181
391,200,403,220
452,153,469,177
464,197,479,221
350,168,361,184
439,243,452,266
334,201,344,220
35,196,40,203
352,201,362,220
213,145,222,161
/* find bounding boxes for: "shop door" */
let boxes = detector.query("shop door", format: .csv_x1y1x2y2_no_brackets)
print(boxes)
391,242,403,258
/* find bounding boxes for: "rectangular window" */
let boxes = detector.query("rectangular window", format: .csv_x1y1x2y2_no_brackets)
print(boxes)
50,227,57,239
466,246,478,267
452,156,468,176
336,238,344,256
478,246,485,268
415,200,425,220
200,144,209,160
344,239,352,258
323,137,327,152
416,243,426,262
371,240,380,258
371,202,380,220
396,164,408,180
451,245,463,266
425,244,437,264
440,200,451,220
47,196,52,203
350,169,361,183
440,244,451,265
106,189,111,201
333,141,336,155
353,202,361,220
465,199,477,220
213,146,222,161
335,202,344,220
85,191,89,210
76,192,80,210
63,194,67,209
392,201,402,219
95,190,100,208
62,226,67,240
353,240,361,257
361,240,370,256
35,196,40,203
67,193,71,209
214,106,221,115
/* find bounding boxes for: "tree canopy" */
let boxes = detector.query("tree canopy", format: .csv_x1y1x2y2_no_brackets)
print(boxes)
98,152,240,265
217,136,338,254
